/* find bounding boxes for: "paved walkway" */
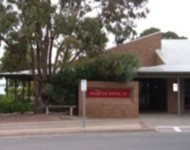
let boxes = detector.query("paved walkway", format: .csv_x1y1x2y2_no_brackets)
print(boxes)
1,114,190,136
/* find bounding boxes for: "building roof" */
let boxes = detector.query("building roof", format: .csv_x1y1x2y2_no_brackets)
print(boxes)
156,40,190,64
137,39,190,78
0,70,32,76
139,64,190,73
0,70,33,80
138,64,190,78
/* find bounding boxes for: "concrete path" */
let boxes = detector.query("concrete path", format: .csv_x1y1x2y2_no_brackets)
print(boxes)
0,114,190,136
141,114,190,133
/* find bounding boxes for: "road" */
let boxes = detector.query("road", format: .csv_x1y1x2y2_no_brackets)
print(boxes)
0,132,190,150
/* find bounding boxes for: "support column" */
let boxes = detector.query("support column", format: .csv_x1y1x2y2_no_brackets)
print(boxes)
28,81,31,101
14,80,17,99
177,78,181,115
6,78,8,96
167,78,184,114
22,81,25,100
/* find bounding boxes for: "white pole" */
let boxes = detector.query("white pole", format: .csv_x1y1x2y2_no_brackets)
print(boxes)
82,91,86,128
81,79,87,128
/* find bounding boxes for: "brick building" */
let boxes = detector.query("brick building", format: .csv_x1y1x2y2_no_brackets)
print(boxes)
109,32,190,114
79,32,190,118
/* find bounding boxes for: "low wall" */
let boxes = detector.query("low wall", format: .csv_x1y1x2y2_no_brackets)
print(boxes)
78,81,139,118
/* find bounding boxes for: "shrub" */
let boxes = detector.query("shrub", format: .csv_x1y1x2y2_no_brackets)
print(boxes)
0,96,34,113
76,52,139,82
50,68,78,105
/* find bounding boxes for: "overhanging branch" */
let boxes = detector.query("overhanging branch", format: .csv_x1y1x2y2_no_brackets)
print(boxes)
0,34,10,46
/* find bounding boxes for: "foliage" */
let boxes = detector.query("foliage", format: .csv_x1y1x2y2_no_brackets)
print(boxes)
42,83,55,104
0,48,30,72
0,96,34,113
139,27,187,39
76,52,139,82
4,80,34,101
139,27,160,37
50,69,78,105
0,0,148,110
50,52,139,105
162,31,187,39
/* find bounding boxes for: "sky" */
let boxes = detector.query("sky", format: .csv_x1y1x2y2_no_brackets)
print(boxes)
136,0,190,38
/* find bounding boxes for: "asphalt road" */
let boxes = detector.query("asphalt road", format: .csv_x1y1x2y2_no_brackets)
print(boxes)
0,132,190,150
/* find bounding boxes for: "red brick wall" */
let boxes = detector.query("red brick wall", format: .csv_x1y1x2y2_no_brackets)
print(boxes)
156,54,165,65
79,81,139,118
167,78,184,113
108,32,162,67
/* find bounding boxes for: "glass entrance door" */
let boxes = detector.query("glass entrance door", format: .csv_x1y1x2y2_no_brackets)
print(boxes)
139,79,167,112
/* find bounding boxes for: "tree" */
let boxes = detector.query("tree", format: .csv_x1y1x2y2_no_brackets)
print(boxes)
0,0,149,112
0,40,31,72
162,31,187,39
139,27,160,37
139,27,187,39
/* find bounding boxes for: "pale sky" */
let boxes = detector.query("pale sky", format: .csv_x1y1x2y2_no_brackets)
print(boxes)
136,0,190,38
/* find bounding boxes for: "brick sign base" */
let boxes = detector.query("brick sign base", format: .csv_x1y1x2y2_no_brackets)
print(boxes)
78,81,139,118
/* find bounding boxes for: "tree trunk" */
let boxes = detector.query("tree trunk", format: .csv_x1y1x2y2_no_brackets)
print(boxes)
34,80,46,113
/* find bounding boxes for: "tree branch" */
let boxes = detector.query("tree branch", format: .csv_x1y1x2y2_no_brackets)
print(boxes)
69,49,83,64
0,34,10,46
53,41,65,74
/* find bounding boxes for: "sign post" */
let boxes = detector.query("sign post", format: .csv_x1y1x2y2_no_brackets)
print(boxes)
81,79,87,128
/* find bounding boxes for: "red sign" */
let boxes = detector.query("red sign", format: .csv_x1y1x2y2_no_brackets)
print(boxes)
87,89,130,98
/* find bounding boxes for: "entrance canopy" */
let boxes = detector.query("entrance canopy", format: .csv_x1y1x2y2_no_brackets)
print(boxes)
0,70,33,80
138,64,190,78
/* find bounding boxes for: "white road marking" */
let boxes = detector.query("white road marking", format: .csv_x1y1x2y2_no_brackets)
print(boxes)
155,126,190,133
173,126,182,133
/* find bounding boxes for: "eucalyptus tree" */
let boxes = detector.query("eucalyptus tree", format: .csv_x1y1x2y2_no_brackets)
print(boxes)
139,27,160,37
139,27,187,39
0,0,148,112
163,31,187,39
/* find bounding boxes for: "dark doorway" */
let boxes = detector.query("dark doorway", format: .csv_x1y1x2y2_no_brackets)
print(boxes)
185,79,190,111
139,78,167,112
